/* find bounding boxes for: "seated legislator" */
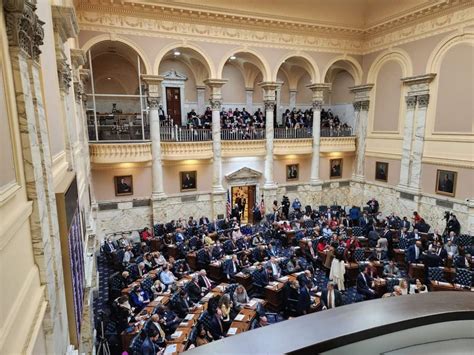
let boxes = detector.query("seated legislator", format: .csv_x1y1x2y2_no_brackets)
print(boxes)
321,281,342,309
357,266,376,299
129,285,150,311
383,260,400,278
233,285,249,311
140,329,162,355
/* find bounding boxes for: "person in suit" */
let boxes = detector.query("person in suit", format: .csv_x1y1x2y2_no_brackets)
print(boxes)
368,228,379,248
129,285,150,311
198,269,214,290
305,240,319,268
444,240,459,258
207,298,225,340
174,289,194,318
211,242,224,260
188,275,203,303
383,260,400,278
376,233,388,259
103,237,117,254
266,257,282,280
401,216,411,231
407,240,423,264
267,242,279,258
223,255,240,280
145,314,166,347
321,281,342,309
199,215,210,226
367,198,379,214
140,329,162,355
117,177,131,194
118,271,132,290
357,266,375,299
296,281,311,315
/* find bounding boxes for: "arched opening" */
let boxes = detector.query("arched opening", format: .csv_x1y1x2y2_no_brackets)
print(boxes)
274,56,317,136
85,40,148,141
157,46,212,126
324,60,358,133
219,52,268,139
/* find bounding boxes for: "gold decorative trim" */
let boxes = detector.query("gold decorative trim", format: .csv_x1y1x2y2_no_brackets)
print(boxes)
422,157,474,169
365,151,402,160
320,137,356,152
274,139,313,155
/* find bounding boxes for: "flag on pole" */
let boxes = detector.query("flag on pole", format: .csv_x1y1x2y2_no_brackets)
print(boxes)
226,190,231,218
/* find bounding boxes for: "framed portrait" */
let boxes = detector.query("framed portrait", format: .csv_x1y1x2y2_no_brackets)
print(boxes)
435,169,457,197
286,164,299,181
329,158,343,179
114,175,133,196
180,170,197,191
375,162,389,182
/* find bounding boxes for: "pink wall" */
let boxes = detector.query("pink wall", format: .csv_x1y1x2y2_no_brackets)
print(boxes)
373,60,403,132
274,156,311,184
435,43,474,133
421,163,474,200
364,157,401,186
92,166,152,201
331,71,355,104
162,161,213,194
320,155,354,181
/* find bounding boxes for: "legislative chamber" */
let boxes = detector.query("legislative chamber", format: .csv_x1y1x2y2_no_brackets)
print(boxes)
0,1,473,355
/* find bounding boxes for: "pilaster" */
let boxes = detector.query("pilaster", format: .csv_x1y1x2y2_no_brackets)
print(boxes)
350,84,374,182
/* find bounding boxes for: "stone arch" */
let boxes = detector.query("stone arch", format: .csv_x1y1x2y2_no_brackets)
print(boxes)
272,52,320,83
217,47,271,82
322,55,363,86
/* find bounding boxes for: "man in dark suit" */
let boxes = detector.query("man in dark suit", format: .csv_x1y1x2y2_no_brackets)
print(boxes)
357,266,375,299
407,240,423,264
145,314,166,347
199,216,210,226
223,255,240,280
198,269,214,290
321,282,342,309
140,329,161,355
297,281,311,315
401,216,411,230
367,198,379,214
188,275,203,303
174,289,194,318
103,237,117,254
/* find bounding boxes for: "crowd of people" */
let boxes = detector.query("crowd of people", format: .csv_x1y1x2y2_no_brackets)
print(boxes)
99,198,471,354
159,105,351,133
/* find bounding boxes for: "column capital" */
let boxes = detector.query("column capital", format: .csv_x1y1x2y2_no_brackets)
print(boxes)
204,78,228,89
195,85,206,90
258,81,281,92
141,74,164,99
417,94,430,108
4,0,45,61
70,49,86,70
306,83,331,93
245,87,255,92
51,5,79,43
402,73,436,90
353,100,370,111
57,58,72,92
263,100,275,111
405,95,417,109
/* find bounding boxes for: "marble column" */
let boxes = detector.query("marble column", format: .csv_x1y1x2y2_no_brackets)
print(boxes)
349,84,374,182
245,87,254,113
196,85,206,114
399,74,436,194
307,84,331,185
204,79,228,219
289,89,297,109
142,75,166,222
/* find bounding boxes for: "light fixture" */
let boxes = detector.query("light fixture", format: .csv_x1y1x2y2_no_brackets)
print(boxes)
107,77,112,80
229,55,236,60
173,50,181,56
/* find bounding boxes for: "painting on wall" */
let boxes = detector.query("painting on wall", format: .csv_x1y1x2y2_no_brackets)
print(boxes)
286,164,299,181
330,159,343,179
375,162,389,182
114,175,133,196
436,169,457,197
180,171,197,191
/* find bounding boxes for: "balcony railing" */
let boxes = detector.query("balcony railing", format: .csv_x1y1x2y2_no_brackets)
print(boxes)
87,113,150,141
160,125,212,142
321,127,353,137
221,128,266,140
274,127,312,139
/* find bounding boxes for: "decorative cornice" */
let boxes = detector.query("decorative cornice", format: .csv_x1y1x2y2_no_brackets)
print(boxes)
320,137,357,153
70,48,87,69
3,0,44,61
57,58,72,92
89,142,152,164
52,5,79,43
274,139,313,155
75,1,473,54
161,141,213,160
221,140,266,157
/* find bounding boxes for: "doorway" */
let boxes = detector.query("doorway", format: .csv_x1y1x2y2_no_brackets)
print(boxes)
231,185,256,224
166,87,181,126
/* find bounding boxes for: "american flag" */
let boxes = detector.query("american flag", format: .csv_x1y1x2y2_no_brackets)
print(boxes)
226,190,231,217
259,194,265,215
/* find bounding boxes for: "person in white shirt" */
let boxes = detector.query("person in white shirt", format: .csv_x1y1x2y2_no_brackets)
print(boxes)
409,279,428,294
122,246,134,265
399,279,409,295
267,257,281,280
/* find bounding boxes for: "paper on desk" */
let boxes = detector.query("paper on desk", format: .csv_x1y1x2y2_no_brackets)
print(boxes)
247,300,257,307
171,331,182,339
184,314,194,320
164,344,177,354
234,314,245,321
227,327,238,335
180,321,188,327
278,276,289,282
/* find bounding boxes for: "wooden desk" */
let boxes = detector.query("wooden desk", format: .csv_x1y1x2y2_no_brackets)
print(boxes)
187,252,197,270
168,244,179,259
394,249,406,266
150,238,163,252
211,283,229,295
209,262,223,281
345,262,359,286
168,326,193,344
233,308,256,323
408,263,425,280
227,321,250,336
263,282,285,311
235,272,252,290
244,298,267,311
444,267,456,283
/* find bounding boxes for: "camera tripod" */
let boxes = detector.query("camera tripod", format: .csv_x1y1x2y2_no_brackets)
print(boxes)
96,318,110,355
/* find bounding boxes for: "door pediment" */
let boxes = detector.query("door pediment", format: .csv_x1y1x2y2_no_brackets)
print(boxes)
226,167,262,181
